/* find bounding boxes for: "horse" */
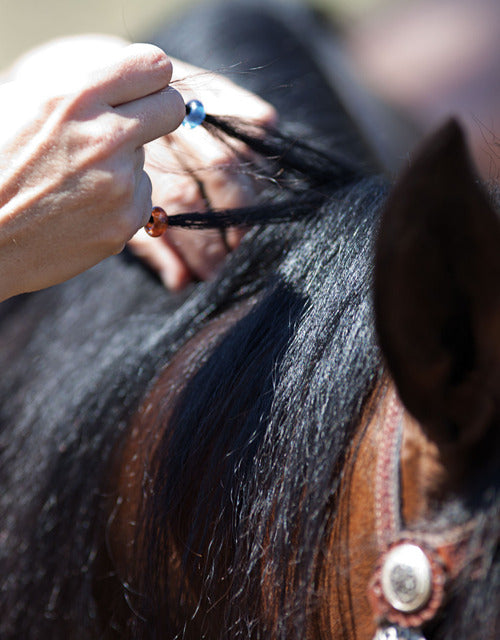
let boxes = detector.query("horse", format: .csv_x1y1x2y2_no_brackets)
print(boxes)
0,2,498,639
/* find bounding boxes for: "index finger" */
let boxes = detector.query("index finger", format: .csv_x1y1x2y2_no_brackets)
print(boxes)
116,86,185,146
89,43,174,107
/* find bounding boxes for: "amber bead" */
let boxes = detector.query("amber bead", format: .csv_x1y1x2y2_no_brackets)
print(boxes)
145,206,169,237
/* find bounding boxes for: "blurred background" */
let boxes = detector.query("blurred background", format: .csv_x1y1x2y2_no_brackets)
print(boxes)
0,0,497,177
0,0,383,68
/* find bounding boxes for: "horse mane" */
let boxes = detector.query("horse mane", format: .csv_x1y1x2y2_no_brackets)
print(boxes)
131,174,387,638
0,120,387,638
1,4,497,639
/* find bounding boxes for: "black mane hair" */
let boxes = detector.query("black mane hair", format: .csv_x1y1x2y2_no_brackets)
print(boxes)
0,2,497,639
0,172,387,640
132,174,386,639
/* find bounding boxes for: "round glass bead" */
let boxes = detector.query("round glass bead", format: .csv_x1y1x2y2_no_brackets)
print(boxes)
183,99,206,129
145,206,168,237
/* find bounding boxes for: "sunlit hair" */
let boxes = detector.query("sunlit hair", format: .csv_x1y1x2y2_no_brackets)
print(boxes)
0,3,498,639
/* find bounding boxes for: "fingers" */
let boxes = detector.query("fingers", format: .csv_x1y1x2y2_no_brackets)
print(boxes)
91,44,185,146
127,59,278,290
163,227,230,282
91,43,174,107
116,86,186,146
128,230,191,291
134,170,153,229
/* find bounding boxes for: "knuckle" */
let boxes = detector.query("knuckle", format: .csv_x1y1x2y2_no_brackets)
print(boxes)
94,114,133,151
127,43,172,81
114,218,136,244
55,87,96,121
91,163,135,207
109,238,127,256
108,165,135,205
102,211,138,250
42,93,66,115
39,92,80,128
80,114,135,163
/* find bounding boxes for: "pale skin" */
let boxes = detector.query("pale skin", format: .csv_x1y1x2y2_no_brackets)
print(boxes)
0,36,275,300
135,55,276,289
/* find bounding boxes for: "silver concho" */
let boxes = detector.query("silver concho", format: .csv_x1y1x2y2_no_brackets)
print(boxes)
380,543,432,613
373,624,426,640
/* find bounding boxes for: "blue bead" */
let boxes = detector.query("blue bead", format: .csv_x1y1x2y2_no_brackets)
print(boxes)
182,100,206,129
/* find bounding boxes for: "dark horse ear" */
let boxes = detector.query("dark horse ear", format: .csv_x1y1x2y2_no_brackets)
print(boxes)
375,119,500,447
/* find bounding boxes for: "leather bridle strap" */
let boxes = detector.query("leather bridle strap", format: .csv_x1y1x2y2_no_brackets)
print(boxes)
368,387,481,636
374,388,404,550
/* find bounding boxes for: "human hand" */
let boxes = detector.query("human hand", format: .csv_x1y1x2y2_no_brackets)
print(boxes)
128,58,277,290
3,35,277,294
0,40,184,301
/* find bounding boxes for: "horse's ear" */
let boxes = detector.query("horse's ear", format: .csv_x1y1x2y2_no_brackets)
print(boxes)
375,119,500,447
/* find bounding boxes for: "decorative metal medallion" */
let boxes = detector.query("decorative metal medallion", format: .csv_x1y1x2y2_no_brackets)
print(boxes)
368,540,446,628
380,543,432,613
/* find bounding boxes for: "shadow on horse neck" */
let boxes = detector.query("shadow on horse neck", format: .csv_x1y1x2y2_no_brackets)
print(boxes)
0,5,499,640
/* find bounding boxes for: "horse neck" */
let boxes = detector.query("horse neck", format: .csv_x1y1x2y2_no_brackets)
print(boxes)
99,298,260,636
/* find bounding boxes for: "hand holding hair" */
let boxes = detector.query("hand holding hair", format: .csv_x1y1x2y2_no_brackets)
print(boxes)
0,35,276,296
129,56,277,290
0,39,184,302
